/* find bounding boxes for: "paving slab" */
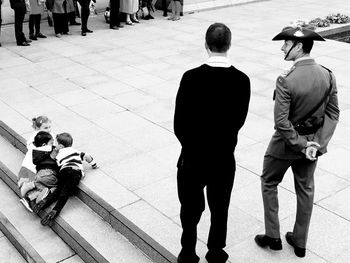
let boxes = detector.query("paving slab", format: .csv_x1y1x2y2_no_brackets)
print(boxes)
0,0,350,262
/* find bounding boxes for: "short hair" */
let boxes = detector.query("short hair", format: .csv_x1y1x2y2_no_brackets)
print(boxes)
205,23,231,53
34,131,53,147
300,40,314,54
56,132,73,147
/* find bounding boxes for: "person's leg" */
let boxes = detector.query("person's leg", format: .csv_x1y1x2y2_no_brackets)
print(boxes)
29,15,35,38
167,1,175,20
62,12,70,34
125,13,132,24
290,159,317,248
162,0,167,16
14,8,27,44
36,14,47,38
52,13,61,35
41,169,82,225
261,155,291,239
174,0,181,20
77,0,91,32
177,162,205,263
206,158,235,263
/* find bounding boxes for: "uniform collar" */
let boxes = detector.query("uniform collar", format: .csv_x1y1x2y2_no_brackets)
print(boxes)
206,56,231,68
293,56,314,66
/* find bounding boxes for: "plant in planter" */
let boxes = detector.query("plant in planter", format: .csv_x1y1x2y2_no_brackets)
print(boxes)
310,18,331,27
326,13,350,24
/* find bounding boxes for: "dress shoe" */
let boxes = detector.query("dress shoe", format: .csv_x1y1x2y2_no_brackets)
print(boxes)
29,34,38,40
131,18,140,23
56,33,62,38
85,29,93,33
177,250,199,263
110,26,119,30
36,32,47,38
70,21,81,25
125,21,133,25
26,39,32,43
17,42,30,46
205,249,229,263
81,32,87,36
117,24,124,28
255,234,282,250
163,12,168,17
285,232,306,257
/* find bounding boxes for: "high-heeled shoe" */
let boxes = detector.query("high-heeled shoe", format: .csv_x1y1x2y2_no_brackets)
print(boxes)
131,18,140,23
125,21,133,25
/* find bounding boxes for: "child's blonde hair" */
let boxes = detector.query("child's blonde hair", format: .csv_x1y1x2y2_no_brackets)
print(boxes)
32,116,50,130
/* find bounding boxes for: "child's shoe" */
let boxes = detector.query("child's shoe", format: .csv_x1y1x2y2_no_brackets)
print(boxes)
18,177,29,188
19,198,34,213
20,181,35,197
41,209,58,226
36,187,50,203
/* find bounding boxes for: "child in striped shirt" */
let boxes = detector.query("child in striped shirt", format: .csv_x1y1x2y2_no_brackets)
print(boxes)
34,132,98,225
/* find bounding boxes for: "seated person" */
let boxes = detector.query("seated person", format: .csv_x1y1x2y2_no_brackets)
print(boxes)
34,132,98,225
19,131,59,212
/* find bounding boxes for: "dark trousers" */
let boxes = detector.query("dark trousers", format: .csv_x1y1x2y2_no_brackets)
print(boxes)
68,0,80,22
162,0,167,14
261,154,317,248
29,14,42,35
109,0,120,27
177,154,235,257
77,0,90,31
14,8,27,44
43,167,82,215
53,13,69,34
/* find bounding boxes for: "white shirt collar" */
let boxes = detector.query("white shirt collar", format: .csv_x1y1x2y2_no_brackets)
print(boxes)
206,56,231,68
293,56,313,65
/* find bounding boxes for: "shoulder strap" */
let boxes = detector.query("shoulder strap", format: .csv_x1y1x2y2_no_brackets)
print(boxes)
295,67,333,125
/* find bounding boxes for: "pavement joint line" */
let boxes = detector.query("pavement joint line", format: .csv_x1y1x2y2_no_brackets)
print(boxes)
0,119,177,263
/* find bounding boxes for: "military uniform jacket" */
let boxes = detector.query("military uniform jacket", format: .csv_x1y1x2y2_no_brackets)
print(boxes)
266,58,339,159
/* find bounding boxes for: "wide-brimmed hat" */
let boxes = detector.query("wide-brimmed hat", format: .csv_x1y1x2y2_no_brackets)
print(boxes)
272,23,325,41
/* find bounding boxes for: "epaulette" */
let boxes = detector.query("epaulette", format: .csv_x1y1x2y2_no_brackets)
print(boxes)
277,65,296,84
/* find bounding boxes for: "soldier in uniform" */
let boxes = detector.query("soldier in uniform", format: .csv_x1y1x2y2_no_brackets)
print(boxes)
255,23,339,258
174,23,250,263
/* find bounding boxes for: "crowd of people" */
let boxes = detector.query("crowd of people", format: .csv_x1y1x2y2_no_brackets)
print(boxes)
0,0,182,46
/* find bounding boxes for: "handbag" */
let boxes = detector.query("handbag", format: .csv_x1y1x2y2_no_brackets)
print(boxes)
294,70,333,135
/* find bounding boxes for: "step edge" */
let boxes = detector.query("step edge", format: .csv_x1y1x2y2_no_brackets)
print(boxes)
0,119,177,263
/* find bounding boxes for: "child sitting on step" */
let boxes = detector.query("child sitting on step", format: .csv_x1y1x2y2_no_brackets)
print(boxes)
35,132,98,225
19,131,59,211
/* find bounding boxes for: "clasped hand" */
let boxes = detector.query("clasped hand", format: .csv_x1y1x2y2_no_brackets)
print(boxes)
305,141,320,161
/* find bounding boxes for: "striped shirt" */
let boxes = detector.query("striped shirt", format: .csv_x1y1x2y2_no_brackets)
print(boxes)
56,147,96,176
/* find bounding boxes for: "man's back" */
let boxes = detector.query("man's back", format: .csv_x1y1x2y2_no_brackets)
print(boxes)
174,64,250,154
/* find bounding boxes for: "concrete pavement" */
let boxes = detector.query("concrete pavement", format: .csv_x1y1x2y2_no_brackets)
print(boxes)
0,0,350,262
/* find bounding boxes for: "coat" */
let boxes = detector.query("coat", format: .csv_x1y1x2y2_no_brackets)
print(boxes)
10,0,26,10
266,58,339,159
29,0,44,14
52,0,74,13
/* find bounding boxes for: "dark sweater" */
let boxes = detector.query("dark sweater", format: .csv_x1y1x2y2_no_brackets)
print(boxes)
33,146,59,174
174,64,250,158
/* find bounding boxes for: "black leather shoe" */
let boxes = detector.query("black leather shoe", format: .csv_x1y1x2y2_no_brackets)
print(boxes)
26,39,32,43
110,26,119,30
85,29,93,33
29,34,38,40
255,234,282,250
285,232,306,257
81,32,87,36
70,21,81,25
177,250,199,263
36,32,47,38
205,249,229,263
17,42,30,46
117,24,124,28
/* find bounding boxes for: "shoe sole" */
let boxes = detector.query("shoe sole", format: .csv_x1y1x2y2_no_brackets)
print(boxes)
19,198,33,213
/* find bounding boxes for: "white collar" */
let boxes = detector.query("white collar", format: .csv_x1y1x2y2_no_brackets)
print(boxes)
206,56,231,68
293,56,313,65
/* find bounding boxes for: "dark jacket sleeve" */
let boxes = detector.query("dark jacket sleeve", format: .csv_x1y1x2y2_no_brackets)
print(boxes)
174,71,189,147
10,0,26,9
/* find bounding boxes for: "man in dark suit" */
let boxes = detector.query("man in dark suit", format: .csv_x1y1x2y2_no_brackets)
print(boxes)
10,0,31,46
174,23,251,263
255,23,339,258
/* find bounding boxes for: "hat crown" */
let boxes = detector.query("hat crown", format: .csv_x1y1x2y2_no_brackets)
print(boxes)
272,21,325,41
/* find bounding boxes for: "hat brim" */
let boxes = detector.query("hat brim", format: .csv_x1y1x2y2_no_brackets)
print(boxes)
272,28,325,41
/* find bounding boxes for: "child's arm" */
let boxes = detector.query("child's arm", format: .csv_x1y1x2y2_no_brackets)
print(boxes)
80,152,98,169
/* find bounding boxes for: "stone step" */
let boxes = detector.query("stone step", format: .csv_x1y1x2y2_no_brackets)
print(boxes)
0,134,152,263
0,119,178,263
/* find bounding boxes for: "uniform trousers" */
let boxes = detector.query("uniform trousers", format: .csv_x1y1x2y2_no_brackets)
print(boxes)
14,8,27,44
177,154,235,256
261,154,317,248
77,0,90,31
42,167,82,214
